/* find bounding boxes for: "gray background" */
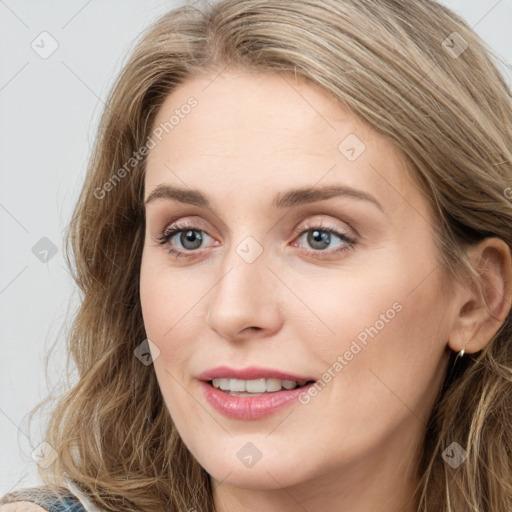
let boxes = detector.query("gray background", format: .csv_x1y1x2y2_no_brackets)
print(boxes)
1,0,511,496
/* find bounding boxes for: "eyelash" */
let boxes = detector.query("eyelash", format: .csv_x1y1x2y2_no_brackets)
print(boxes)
156,220,356,260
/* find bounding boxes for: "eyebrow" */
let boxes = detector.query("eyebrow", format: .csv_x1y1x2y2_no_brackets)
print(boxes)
144,183,384,212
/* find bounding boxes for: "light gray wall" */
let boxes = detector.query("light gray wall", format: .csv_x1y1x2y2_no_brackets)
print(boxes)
1,0,510,495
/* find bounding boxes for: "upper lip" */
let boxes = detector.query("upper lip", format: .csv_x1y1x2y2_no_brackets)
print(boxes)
197,365,317,382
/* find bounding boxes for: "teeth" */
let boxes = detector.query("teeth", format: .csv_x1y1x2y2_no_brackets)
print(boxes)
211,378,307,393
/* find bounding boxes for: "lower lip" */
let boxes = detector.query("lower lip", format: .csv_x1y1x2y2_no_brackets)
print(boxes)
199,380,316,420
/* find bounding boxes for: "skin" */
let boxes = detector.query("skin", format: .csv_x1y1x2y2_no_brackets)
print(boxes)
139,70,512,512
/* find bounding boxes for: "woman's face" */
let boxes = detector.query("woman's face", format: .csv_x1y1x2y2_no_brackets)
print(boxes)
140,71,457,504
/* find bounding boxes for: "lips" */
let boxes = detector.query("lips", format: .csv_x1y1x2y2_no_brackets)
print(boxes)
196,365,317,383
199,380,318,420
196,366,318,420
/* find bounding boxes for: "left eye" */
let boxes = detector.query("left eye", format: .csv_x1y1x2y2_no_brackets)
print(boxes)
295,228,351,251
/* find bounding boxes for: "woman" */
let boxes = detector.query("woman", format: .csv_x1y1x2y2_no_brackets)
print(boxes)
1,0,511,510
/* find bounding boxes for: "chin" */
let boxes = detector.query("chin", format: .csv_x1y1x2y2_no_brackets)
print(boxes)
196,445,315,490
209,463,306,490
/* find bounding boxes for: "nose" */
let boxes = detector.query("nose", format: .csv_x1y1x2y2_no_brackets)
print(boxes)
205,243,283,341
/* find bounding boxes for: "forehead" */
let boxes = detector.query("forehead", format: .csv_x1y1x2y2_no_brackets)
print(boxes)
148,70,366,156
144,71,422,220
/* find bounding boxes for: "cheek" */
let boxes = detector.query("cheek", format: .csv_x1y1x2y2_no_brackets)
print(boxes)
140,255,191,394
139,264,198,433
139,247,204,339
139,249,211,389
313,257,450,426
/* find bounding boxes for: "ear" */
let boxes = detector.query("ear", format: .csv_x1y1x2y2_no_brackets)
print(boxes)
448,237,512,354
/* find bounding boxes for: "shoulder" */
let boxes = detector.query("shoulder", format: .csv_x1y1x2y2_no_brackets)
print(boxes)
0,502,48,511
0,486,86,512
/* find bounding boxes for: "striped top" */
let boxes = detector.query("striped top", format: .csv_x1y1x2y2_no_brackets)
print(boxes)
0,480,105,512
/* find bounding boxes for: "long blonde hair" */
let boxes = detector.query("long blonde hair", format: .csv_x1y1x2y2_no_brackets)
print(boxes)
15,0,512,510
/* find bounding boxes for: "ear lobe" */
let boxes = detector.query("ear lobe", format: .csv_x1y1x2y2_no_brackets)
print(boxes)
448,237,512,354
